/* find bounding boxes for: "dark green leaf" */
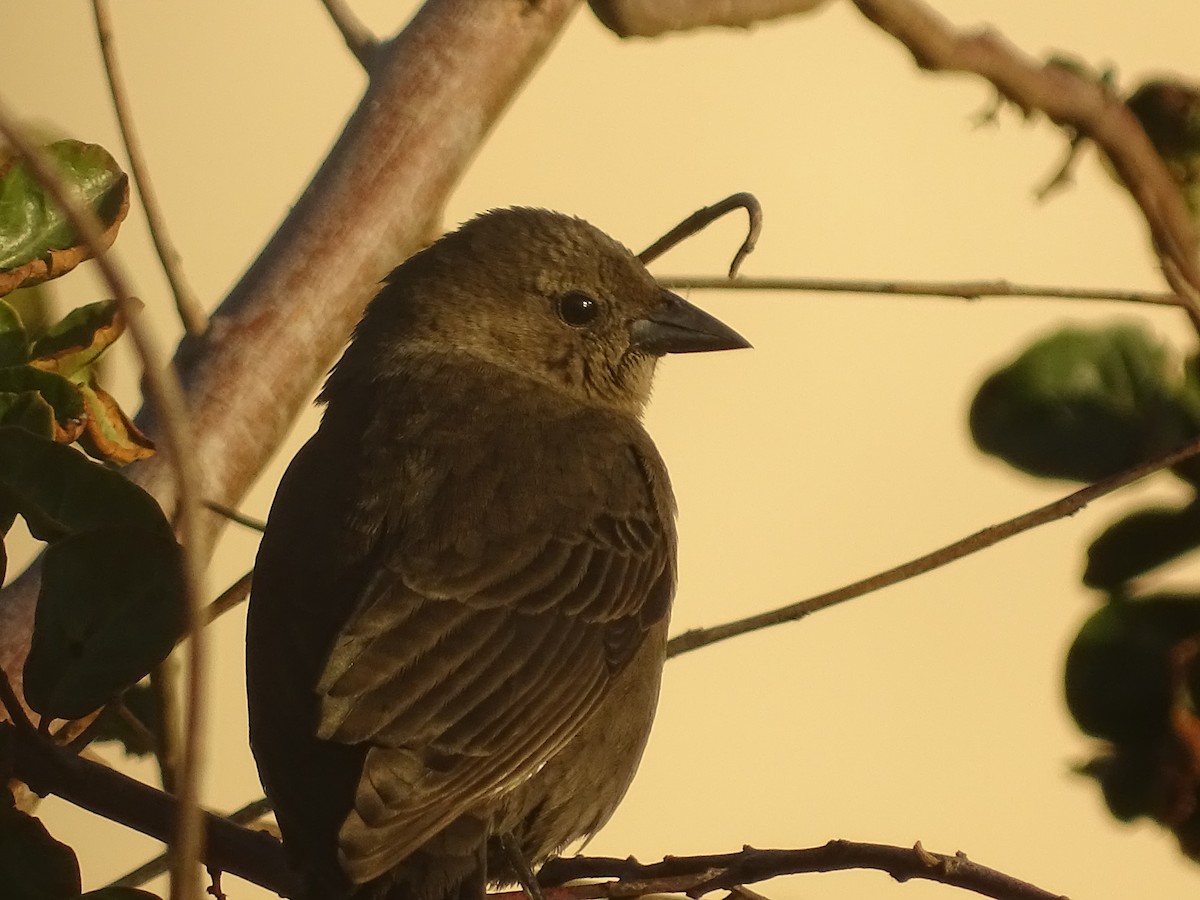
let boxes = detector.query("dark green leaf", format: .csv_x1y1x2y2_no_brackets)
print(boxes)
4,285,51,342
1126,79,1200,224
1077,749,1163,822
0,366,85,434
1084,503,1200,588
0,427,164,541
0,391,54,439
1064,593,1200,742
24,523,184,720
0,299,29,366
31,298,129,378
971,324,1191,481
0,800,81,900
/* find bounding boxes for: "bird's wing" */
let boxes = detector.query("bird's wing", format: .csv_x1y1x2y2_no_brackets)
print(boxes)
314,441,674,883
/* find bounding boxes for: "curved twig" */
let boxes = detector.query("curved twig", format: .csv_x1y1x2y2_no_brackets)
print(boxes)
639,192,763,277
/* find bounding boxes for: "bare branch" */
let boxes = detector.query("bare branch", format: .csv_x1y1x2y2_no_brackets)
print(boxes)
319,0,380,69
658,275,1182,306
668,433,1200,657
7,722,295,897
587,0,825,37
91,0,208,335
539,842,1068,900
851,0,1200,310
110,796,274,890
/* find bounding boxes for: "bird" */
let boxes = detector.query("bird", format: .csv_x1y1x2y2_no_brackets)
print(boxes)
245,207,749,900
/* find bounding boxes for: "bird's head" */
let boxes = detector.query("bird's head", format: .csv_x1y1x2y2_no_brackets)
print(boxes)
328,207,749,416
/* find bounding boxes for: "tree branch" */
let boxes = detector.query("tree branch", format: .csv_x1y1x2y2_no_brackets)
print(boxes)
7,722,295,897
538,842,1067,900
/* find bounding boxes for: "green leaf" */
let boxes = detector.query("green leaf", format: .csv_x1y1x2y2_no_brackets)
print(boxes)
0,426,164,541
0,140,129,294
0,366,85,438
1126,79,1200,225
0,799,81,900
970,324,1192,481
1084,503,1200,588
0,299,29,366
24,523,184,720
0,391,55,439
1064,593,1200,742
31,298,131,379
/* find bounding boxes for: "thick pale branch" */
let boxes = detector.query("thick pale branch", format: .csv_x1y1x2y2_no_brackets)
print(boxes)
587,0,824,37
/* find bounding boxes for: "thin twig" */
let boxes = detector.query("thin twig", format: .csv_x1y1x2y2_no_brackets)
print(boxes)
319,0,379,69
657,275,1181,306
204,570,254,625
110,796,274,889
0,104,209,900
639,193,762,277
91,0,207,336
203,500,266,533
668,433,1200,658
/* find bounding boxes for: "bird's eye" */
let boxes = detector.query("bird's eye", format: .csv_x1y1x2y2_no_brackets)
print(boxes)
556,291,600,327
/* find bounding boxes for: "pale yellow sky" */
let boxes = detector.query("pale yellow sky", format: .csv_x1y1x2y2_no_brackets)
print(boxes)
5,1,1200,898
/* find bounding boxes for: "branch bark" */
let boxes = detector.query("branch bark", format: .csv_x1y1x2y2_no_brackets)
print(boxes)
586,0,824,36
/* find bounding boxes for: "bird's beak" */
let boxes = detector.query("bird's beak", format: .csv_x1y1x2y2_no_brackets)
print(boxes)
629,289,751,355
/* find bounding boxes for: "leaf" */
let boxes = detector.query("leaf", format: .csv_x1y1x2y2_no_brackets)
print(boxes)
970,323,1192,482
30,297,138,379
1085,503,1200,588
4,284,51,342
0,426,164,541
81,890,163,900
1125,79,1200,225
0,140,129,295
23,523,185,720
0,299,29,366
1064,593,1200,743
77,376,155,465
0,391,55,439
0,365,85,441
0,800,81,900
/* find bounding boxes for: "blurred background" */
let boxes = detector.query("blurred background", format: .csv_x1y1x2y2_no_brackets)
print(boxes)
4,1,1199,897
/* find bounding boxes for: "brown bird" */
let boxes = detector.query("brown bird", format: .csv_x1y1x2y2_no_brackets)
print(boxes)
246,207,749,900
